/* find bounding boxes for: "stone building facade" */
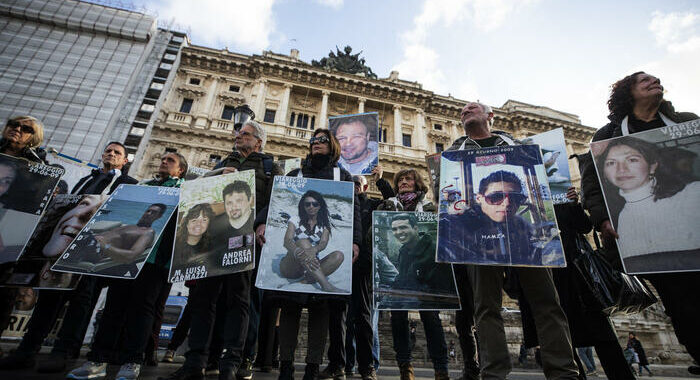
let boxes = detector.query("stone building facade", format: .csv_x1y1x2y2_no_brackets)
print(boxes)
133,45,594,190
133,45,688,366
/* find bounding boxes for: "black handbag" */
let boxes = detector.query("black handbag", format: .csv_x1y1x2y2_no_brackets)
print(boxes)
573,233,657,316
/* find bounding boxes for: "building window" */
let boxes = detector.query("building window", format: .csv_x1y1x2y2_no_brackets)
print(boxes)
209,154,221,164
165,147,177,153
179,98,193,113
436,143,444,153
378,127,388,143
189,78,201,85
292,113,314,129
221,105,235,120
402,134,412,147
229,85,240,92
434,123,443,130
264,109,276,123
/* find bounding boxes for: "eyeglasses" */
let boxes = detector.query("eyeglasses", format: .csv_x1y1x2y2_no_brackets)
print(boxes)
483,192,527,205
236,130,258,139
7,120,35,134
304,201,320,208
309,135,330,145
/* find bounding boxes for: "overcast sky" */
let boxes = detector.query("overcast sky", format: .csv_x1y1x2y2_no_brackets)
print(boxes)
136,0,698,128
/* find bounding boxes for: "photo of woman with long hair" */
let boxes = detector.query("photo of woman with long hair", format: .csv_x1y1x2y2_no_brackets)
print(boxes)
596,136,699,272
171,203,216,280
279,190,343,292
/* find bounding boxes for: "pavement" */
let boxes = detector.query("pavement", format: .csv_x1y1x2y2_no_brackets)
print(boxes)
0,345,698,379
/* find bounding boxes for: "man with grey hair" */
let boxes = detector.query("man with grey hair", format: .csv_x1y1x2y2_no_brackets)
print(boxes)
160,119,281,380
441,101,578,380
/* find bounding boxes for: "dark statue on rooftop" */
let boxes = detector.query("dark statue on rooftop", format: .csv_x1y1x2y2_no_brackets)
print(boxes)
312,46,377,79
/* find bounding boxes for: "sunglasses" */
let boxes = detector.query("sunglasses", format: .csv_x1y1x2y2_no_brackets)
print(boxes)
483,192,527,205
304,201,320,208
309,135,330,145
7,120,35,134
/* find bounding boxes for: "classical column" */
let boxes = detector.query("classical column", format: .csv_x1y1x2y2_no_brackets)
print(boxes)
201,76,219,116
452,121,462,139
393,105,402,145
415,108,427,151
275,83,292,125
319,90,330,129
358,97,366,113
255,78,268,118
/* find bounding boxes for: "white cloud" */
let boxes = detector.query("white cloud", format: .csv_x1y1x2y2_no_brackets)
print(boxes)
392,0,537,99
649,11,700,53
145,0,276,52
314,0,343,9
642,11,700,121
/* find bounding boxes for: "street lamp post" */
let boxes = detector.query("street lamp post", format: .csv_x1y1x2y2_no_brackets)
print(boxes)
233,104,255,131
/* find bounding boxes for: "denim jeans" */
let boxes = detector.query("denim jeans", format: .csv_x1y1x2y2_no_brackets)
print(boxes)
577,347,596,372
390,310,448,371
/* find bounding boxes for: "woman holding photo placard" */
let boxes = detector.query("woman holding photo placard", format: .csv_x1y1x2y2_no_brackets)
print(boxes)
256,128,361,380
0,115,47,360
580,72,700,375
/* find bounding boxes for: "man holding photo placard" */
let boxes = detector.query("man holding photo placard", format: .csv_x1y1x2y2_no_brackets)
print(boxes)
443,102,578,380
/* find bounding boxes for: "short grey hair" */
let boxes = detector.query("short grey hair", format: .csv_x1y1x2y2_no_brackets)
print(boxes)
477,102,494,128
242,120,267,150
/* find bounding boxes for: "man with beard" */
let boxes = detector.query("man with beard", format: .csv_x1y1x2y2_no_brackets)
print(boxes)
332,115,378,175
161,120,279,380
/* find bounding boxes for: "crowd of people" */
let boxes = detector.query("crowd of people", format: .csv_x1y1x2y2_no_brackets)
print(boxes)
0,71,697,380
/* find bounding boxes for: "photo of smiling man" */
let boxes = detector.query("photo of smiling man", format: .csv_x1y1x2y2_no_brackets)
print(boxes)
2,194,107,289
373,211,459,310
329,112,379,175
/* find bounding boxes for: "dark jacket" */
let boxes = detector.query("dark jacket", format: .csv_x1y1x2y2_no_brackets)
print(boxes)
0,138,47,164
550,202,619,346
215,150,281,225
71,169,138,195
356,178,394,273
580,101,699,228
395,233,454,293
629,338,648,366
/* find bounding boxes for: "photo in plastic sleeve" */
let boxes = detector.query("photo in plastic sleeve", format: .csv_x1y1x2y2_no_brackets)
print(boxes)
45,151,96,194
426,153,441,202
277,157,301,175
51,184,179,279
170,170,256,282
0,154,64,264
0,287,38,340
436,145,565,267
328,112,379,175
256,176,354,295
1,194,107,289
372,211,459,310
590,120,700,274
521,128,573,204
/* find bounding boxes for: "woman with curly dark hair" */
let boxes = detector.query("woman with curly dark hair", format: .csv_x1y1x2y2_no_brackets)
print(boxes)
580,72,700,376
174,203,216,269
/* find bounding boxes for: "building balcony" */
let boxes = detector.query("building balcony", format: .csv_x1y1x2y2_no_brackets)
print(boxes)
166,112,193,127
211,118,235,132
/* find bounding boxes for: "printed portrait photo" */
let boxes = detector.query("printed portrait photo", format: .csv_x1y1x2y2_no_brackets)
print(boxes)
591,121,700,274
256,177,354,295
170,170,256,282
373,211,459,310
329,112,379,175
51,184,178,279
437,145,565,267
